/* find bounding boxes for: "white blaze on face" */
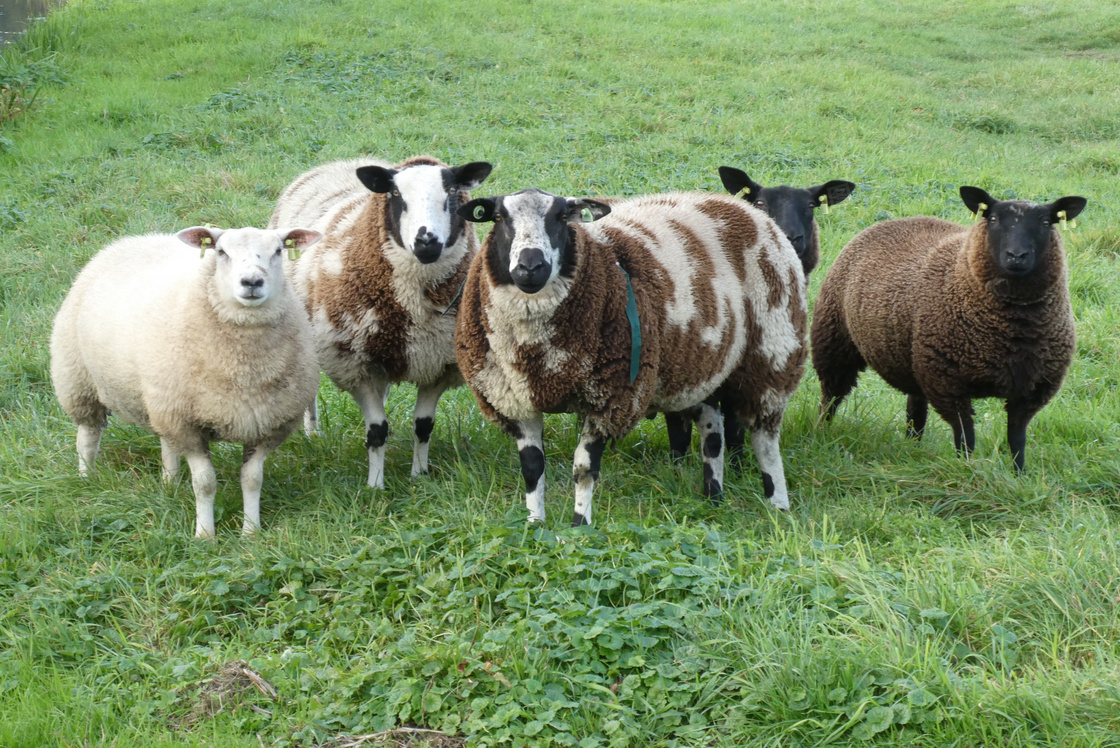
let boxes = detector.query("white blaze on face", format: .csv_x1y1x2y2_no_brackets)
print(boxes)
214,228,285,307
393,164,452,251
502,190,563,285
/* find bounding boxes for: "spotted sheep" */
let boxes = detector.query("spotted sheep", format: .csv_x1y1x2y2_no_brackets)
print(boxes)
665,166,856,462
811,186,1087,471
455,188,808,526
269,156,492,488
50,227,323,538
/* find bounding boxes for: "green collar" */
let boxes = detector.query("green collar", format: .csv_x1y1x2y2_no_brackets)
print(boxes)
440,274,469,316
617,262,641,383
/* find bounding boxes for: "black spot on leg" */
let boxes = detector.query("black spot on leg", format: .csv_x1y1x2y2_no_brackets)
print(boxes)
366,421,388,449
242,446,255,465
414,416,434,444
703,463,723,505
762,472,775,499
703,432,722,459
586,438,605,478
518,445,545,494
572,512,589,527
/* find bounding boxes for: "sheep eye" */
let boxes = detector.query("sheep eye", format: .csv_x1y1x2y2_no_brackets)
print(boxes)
392,189,400,197
448,186,459,194
217,248,227,258
755,200,765,207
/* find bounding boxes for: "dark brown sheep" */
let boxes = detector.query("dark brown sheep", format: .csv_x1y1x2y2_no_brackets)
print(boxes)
455,189,807,526
810,186,1086,471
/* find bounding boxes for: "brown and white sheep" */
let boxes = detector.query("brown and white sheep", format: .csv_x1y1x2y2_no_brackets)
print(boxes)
269,155,492,488
50,226,322,538
455,188,808,526
810,185,1087,471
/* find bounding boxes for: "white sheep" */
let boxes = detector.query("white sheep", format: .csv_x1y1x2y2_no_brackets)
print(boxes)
50,226,322,538
269,155,492,488
456,189,808,525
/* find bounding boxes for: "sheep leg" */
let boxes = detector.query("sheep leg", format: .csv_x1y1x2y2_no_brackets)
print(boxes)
750,427,790,511
1005,401,1039,474
810,301,866,421
184,446,218,539
351,382,390,489
240,444,271,535
906,394,929,440
76,422,103,477
696,404,725,504
411,382,445,478
572,419,606,526
160,437,181,482
723,407,747,470
514,414,546,522
304,385,320,436
937,403,976,457
664,411,693,461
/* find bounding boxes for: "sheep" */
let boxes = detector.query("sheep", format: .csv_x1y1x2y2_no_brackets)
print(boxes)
50,226,322,538
665,166,856,462
810,186,1087,471
269,156,493,488
455,188,808,526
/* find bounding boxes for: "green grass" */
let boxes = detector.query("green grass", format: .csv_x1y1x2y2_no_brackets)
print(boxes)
2,0,1120,745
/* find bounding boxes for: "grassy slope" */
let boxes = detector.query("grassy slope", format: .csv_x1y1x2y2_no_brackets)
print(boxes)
1,0,1119,745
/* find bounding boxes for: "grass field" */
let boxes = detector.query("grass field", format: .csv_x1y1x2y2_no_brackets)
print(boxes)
2,0,1119,745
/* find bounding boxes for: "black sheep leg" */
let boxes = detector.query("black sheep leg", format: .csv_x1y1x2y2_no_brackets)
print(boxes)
906,394,929,439
664,412,693,461
1005,401,1040,473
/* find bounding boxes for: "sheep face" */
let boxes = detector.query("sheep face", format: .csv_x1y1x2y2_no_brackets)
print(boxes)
719,166,854,276
177,227,321,307
460,189,611,294
959,186,1087,279
355,161,492,265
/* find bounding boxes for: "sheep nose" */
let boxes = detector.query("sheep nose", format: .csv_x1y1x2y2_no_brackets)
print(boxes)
788,233,806,252
241,276,265,290
511,248,550,293
413,229,443,264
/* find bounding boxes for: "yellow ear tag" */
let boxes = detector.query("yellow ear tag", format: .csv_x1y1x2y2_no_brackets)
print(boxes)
736,187,751,200
819,194,830,215
972,202,988,222
199,235,212,258
580,207,594,223
1056,210,1077,232
285,237,300,261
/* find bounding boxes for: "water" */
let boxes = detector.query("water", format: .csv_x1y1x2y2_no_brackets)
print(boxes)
0,0,59,46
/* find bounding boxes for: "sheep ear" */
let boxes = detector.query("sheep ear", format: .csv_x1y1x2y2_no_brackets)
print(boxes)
1049,196,1087,223
719,166,762,200
452,162,493,190
177,226,224,251
356,165,397,194
459,197,497,223
811,180,856,207
565,199,611,223
280,228,322,250
960,186,996,216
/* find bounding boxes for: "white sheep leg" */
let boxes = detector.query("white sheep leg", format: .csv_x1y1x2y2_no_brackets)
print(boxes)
571,419,606,527
750,427,789,511
240,444,269,535
76,423,102,477
185,450,218,539
515,414,546,522
696,404,725,503
411,382,444,478
160,437,181,482
304,387,320,436
351,382,390,489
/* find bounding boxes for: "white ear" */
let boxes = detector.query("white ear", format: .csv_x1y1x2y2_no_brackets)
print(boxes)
177,226,226,254
277,228,322,260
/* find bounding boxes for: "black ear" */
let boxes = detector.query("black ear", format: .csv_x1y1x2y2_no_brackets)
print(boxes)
719,166,763,199
812,180,856,207
564,198,611,223
452,162,493,190
459,197,498,223
356,165,398,194
960,186,997,216
1049,196,1087,223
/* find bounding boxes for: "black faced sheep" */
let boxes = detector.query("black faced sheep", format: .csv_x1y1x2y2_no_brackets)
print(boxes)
665,166,856,462
455,188,808,526
50,227,322,538
810,186,1087,471
269,155,492,488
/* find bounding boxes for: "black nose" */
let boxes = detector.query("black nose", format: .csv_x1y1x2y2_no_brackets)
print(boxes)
788,233,806,253
511,248,550,293
413,229,443,264
241,277,264,289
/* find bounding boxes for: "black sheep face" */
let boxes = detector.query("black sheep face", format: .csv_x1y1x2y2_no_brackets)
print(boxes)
960,186,1087,278
719,166,855,276
356,161,492,264
460,189,611,294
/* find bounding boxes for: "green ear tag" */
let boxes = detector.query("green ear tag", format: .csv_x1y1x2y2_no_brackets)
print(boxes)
580,207,594,223
972,202,988,222
285,237,300,261
199,235,212,258
736,187,750,200
473,204,486,220
819,194,830,215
